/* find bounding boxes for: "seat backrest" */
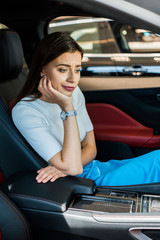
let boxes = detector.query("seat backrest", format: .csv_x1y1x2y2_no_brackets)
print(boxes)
0,98,47,178
0,189,32,240
0,29,47,178
0,29,28,108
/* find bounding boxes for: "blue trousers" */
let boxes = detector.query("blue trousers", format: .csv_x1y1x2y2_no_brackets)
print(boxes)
78,150,160,186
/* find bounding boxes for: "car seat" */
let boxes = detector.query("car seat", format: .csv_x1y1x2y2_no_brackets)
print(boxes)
0,189,32,240
0,29,28,108
0,28,96,240
0,29,48,179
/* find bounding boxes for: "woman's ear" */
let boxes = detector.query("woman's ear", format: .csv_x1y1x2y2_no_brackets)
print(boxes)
40,72,44,77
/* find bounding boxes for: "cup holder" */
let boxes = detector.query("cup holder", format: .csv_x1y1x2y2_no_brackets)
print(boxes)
141,195,160,212
71,189,139,213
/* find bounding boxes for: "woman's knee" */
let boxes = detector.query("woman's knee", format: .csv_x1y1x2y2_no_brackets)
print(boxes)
150,149,160,156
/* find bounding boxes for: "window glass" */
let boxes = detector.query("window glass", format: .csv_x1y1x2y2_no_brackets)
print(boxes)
0,23,8,29
48,16,160,91
120,25,160,53
48,16,119,54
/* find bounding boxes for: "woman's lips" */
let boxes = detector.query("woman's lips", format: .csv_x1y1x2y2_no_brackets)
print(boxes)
62,86,75,91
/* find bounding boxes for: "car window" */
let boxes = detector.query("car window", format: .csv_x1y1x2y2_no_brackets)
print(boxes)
120,25,160,53
0,23,8,29
48,17,120,54
48,16,160,91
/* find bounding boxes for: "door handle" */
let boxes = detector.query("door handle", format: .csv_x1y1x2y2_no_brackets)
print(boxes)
123,64,147,76
129,227,160,240
156,93,160,101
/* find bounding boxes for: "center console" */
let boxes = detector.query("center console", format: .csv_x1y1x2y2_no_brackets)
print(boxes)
71,189,139,213
70,188,160,214
2,171,160,240
2,171,160,214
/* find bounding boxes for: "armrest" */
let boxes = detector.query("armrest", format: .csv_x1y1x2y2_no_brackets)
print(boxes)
1,171,96,212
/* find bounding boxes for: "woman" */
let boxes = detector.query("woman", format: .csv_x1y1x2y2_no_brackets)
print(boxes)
12,32,160,186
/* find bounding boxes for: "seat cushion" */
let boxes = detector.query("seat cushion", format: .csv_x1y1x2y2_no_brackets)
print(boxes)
0,190,31,239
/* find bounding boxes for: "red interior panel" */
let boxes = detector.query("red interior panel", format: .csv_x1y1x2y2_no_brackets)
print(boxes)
0,171,5,184
86,103,160,148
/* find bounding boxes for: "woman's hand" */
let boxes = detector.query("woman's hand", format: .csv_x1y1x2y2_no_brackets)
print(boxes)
38,76,73,111
36,165,67,183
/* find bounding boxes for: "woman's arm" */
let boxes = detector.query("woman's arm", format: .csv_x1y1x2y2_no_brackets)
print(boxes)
36,77,83,183
36,77,97,183
81,130,97,167
36,130,97,183
48,112,83,175
51,129,97,172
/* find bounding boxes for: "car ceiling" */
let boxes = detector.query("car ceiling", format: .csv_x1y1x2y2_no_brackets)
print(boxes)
0,0,160,32
56,0,160,32
0,0,160,65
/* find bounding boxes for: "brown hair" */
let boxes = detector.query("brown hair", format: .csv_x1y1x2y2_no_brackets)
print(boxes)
16,32,84,102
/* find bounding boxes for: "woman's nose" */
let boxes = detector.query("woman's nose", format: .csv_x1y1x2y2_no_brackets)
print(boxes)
67,70,77,82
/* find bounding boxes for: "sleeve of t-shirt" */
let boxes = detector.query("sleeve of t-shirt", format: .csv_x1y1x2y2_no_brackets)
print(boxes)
12,103,62,162
75,87,93,132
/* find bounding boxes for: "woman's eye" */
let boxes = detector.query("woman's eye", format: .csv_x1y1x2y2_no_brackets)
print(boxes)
59,68,67,73
75,69,81,73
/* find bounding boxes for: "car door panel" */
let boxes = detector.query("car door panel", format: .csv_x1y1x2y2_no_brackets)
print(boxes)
83,88,160,159
86,102,158,148
115,54,160,76
79,76,160,90
84,88,160,130
0,171,4,184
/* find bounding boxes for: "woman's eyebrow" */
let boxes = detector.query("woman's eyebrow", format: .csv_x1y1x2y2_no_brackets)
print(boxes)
56,64,81,67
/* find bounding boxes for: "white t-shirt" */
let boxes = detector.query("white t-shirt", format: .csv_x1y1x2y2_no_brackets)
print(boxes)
12,86,93,162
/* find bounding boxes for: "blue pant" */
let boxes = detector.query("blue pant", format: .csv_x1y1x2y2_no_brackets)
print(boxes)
78,150,160,186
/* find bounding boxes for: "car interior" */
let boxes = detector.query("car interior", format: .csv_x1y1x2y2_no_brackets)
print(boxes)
1,0,160,239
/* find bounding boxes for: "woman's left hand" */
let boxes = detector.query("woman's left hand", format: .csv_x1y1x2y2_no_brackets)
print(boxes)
36,165,67,183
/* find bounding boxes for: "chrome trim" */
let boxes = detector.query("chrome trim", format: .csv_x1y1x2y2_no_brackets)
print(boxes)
92,213,160,223
84,53,160,58
49,17,110,27
141,194,160,213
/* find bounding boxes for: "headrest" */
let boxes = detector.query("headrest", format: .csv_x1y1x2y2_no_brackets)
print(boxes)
0,29,23,81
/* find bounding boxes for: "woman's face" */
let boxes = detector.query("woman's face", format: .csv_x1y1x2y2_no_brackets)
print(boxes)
41,51,82,97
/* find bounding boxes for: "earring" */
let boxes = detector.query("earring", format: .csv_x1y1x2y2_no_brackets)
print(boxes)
40,73,44,77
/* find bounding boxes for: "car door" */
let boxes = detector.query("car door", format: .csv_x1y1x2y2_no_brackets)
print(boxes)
48,16,160,161
47,13,160,240
49,15,160,161
78,20,160,162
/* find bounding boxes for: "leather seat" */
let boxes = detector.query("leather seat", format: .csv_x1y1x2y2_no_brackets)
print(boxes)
0,29,47,178
0,29,28,108
0,29,46,240
0,96,47,178
0,28,96,240
0,189,32,240
0,29,96,240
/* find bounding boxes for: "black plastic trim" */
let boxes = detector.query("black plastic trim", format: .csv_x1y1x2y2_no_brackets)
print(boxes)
1,171,96,212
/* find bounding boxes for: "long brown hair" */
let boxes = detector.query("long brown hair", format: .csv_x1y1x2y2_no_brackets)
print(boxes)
16,32,84,103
